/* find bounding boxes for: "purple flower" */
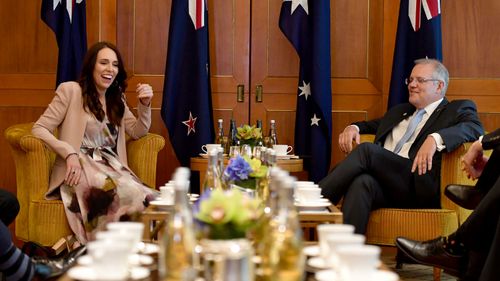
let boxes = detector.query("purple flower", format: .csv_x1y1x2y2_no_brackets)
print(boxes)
224,155,252,181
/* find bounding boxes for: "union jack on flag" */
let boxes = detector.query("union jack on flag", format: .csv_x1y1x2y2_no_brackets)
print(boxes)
387,0,442,108
408,0,441,31
189,0,207,29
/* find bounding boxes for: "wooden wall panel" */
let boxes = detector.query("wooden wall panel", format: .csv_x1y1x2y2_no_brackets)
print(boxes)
442,1,500,78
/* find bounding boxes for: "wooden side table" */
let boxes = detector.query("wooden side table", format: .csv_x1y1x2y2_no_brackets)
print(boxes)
190,157,304,191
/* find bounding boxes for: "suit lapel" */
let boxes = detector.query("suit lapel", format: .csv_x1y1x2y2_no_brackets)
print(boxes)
416,98,449,140
377,105,416,141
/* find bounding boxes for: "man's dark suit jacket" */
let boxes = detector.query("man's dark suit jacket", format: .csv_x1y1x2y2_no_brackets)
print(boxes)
353,98,483,208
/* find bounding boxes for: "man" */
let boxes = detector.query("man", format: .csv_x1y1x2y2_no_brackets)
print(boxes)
319,58,484,234
0,189,20,226
397,128,500,281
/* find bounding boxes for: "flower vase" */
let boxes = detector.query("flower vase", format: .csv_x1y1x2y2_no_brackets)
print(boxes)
200,238,255,281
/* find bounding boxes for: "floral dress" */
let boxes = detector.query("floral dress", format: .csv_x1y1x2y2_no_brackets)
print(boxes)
60,115,157,243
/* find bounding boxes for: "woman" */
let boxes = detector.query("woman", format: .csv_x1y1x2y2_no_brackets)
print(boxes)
32,42,157,243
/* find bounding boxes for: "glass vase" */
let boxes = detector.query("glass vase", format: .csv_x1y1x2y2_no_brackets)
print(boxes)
200,238,255,281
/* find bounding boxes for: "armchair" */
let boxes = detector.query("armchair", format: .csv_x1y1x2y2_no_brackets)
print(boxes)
4,122,165,247
357,135,481,280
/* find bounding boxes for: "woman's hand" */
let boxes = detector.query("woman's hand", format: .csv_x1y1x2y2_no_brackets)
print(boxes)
65,154,82,186
136,83,153,106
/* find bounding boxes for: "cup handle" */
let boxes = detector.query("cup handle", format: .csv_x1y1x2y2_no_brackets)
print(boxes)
201,145,207,153
287,146,293,154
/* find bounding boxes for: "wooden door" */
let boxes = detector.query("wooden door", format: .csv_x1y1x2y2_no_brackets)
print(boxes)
208,0,251,130
249,0,300,146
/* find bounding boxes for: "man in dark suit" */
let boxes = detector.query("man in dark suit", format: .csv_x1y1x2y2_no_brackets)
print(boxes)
319,58,484,234
396,128,500,281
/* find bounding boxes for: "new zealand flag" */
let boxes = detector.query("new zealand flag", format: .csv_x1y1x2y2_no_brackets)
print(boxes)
161,0,214,167
279,0,332,183
41,0,87,87
388,0,442,108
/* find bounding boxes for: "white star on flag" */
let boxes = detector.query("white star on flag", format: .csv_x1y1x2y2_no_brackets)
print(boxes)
298,80,311,100
311,114,321,126
53,0,84,23
284,0,309,15
182,112,197,136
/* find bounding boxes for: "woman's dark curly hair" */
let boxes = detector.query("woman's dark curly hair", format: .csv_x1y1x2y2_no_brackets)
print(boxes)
79,42,127,127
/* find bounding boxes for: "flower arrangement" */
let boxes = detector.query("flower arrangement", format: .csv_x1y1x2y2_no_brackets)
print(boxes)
236,124,263,147
194,188,262,239
223,155,268,190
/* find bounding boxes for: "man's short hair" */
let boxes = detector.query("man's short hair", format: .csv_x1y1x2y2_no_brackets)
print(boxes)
414,58,449,95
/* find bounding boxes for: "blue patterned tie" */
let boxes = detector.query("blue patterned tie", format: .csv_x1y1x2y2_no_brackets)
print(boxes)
393,109,425,154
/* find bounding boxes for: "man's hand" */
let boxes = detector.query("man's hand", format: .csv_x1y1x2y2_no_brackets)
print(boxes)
339,125,360,154
412,136,437,175
462,140,488,180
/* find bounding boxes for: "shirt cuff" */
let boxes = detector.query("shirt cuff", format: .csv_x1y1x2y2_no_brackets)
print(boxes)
430,133,445,151
348,124,360,132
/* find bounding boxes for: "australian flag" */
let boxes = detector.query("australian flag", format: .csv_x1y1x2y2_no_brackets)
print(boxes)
41,0,87,87
388,0,442,108
279,0,332,183
161,0,214,167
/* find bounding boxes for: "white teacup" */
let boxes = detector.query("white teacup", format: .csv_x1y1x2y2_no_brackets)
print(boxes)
95,230,137,255
336,244,381,280
325,234,366,268
201,144,221,154
160,183,174,204
316,224,355,261
273,144,293,156
107,222,144,250
86,240,131,280
295,186,321,202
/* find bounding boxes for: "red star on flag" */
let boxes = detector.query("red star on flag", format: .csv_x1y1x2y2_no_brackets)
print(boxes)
182,111,197,136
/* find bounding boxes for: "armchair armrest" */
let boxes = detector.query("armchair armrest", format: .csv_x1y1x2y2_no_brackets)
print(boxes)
126,133,165,188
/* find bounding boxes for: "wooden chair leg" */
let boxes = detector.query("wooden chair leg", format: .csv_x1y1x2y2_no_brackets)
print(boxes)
433,267,442,281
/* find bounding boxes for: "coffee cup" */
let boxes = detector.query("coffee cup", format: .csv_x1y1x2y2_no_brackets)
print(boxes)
336,244,381,280
160,183,174,204
295,186,321,202
107,222,144,250
325,233,366,268
317,224,355,261
87,240,131,280
201,144,221,154
273,144,293,156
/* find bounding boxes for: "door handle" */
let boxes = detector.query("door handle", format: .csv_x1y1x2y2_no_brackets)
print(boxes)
237,84,244,102
256,85,263,103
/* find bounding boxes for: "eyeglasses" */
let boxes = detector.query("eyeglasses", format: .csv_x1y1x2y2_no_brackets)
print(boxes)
405,77,441,85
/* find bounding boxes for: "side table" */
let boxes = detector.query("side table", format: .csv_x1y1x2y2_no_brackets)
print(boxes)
190,157,304,192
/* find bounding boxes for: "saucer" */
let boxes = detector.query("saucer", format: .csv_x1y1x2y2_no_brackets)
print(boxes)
370,270,399,281
307,257,329,269
78,254,154,266
303,245,320,257
150,200,174,209
295,198,329,204
68,266,150,280
136,242,160,255
315,269,338,281
295,201,331,211
199,153,227,158
276,154,299,160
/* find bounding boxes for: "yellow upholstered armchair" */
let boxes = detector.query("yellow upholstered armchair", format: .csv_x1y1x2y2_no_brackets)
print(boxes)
357,135,481,280
4,122,165,247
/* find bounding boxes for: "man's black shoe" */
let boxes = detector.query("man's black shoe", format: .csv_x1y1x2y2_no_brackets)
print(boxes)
445,184,484,210
33,245,86,279
395,236,465,277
